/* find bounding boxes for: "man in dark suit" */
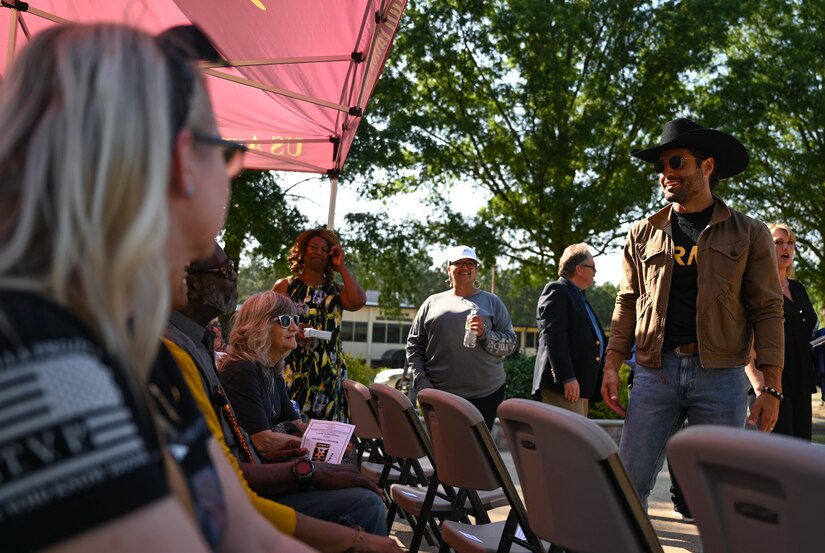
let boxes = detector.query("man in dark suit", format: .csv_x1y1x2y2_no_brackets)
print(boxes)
532,243,606,416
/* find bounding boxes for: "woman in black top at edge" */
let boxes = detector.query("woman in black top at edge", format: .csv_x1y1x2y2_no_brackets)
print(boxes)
747,222,818,440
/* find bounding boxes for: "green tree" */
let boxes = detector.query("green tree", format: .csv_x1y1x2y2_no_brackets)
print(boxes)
236,254,282,302
487,268,544,326
346,0,749,279
586,282,619,331
337,212,444,315
700,0,825,312
222,170,306,275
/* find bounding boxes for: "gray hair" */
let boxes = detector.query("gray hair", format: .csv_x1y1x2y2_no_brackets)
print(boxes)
558,243,591,278
0,24,189,379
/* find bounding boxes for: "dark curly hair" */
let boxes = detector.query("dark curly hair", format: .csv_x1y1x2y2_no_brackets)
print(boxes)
287,227,341,281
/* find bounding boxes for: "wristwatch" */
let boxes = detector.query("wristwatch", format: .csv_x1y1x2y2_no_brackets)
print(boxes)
292,458,314,487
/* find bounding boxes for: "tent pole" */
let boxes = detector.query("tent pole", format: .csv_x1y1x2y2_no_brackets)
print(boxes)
5,6,19,73
326,175,338,230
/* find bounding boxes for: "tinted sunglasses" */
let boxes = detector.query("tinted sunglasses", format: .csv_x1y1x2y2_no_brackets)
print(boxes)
450,260,478,269
187,259,236,279
192,131,248,178
274,314,300,329
653,156,700,174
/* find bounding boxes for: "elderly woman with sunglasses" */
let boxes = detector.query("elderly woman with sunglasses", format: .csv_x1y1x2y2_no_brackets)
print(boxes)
219,291,308,459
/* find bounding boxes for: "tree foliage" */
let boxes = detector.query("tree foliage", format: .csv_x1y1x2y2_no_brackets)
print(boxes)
338,212,444,315
586,282,619,331
346,0,749,278
222,170,307,299
225,1,824,319
222,170,307,271
700,0,825,311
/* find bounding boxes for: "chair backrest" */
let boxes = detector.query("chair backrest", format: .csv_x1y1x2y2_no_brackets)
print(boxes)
497,399,663,553
667,425,825,553
342,379,382,439
416,388,504,492
369,383,432,460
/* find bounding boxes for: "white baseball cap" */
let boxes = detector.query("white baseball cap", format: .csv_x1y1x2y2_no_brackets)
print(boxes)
445,245,480,265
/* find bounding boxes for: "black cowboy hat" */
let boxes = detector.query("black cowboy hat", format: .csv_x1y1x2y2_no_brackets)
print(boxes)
631,118,749,179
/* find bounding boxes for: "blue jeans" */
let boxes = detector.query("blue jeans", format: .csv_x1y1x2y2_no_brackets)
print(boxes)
276,486,388,535
618,352,748,506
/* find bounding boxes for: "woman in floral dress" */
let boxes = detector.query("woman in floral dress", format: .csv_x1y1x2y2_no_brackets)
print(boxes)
273,228,366,421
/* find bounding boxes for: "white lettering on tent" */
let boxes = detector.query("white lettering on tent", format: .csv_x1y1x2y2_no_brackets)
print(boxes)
270,137,303,157
248,135,264,152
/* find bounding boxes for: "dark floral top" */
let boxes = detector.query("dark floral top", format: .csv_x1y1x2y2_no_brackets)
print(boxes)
282,276,348,421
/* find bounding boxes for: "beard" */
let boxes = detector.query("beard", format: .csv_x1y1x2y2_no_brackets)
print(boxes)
662,170,705,205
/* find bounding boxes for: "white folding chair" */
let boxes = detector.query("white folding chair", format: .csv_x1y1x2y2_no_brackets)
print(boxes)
342,379,387,467
497,399,663,553
371,384,507,553
668,425,825,553
418,389,543,553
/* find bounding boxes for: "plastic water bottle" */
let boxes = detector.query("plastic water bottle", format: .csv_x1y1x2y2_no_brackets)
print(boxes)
463,309,478,348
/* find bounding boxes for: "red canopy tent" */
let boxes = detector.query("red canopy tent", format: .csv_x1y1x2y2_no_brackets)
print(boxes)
1,0,406,227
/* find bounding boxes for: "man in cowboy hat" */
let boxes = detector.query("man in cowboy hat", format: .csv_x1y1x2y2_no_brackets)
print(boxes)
600,118,784,511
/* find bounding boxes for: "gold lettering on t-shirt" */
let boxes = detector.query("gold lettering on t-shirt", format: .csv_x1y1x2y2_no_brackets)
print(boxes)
674,246,685,265
687,246,697,265
674,246,698,266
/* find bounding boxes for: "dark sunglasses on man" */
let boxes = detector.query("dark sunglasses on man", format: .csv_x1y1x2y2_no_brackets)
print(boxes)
187,258,237,280
653,155,700,174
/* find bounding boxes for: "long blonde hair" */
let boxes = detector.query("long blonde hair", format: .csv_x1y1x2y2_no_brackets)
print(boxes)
0,25,183,378
767,222,798,279
222,291,297,368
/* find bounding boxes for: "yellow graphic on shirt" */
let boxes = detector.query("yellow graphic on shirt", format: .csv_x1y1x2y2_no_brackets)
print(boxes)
250,0,266,10
674,246,698,266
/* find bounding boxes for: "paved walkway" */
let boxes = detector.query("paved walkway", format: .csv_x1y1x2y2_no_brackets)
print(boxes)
389,394,825,552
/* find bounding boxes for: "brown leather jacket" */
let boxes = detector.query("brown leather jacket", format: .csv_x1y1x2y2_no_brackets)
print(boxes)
608,197,784,370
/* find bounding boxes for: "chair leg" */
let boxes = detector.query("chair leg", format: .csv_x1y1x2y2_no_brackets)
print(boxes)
354,439,367,467
408,478,442,553
386,498,400,530
467,489,490,524
424,515,443,547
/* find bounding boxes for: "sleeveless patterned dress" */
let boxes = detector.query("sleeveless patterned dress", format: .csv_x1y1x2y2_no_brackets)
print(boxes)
283,276,348,421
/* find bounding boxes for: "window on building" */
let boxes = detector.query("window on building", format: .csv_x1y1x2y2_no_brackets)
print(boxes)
525,331,536,349
352,322,368,342
386,323,401,344
372,322,387,343
341,321,369,343
340,321,354,341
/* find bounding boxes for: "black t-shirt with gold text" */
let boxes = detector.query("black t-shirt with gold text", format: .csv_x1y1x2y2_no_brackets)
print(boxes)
663,204,714,350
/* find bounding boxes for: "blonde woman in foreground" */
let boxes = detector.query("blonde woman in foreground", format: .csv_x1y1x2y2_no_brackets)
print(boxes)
0,23,314,553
